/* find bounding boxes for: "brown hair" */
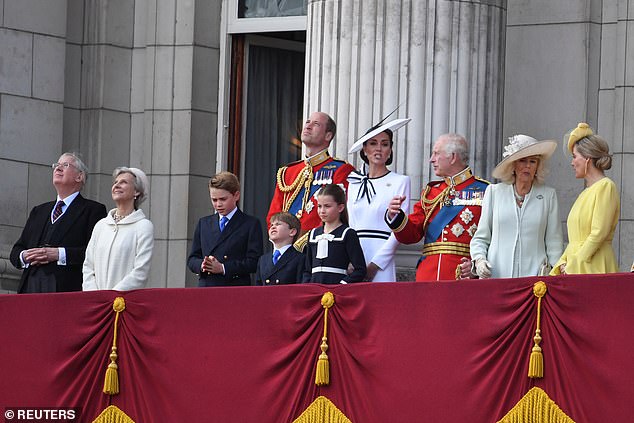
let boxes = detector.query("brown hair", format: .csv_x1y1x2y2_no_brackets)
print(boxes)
270,212,301,243
317,184,348,225
325,114,337,140
208,171,240,194
360,129,394,165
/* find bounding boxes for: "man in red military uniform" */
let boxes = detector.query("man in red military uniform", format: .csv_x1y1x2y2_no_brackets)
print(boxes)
268,111,354,250
386,133,488,281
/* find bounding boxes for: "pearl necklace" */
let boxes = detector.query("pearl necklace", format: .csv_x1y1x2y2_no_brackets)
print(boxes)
113,210,132,222
514,187,525,208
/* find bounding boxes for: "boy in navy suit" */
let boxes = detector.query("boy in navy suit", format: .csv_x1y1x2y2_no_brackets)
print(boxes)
187,172,263,286
255,212,304,285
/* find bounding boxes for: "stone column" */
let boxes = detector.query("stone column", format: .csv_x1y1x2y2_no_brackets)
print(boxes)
304,0,506,274
305,0,506,199
596,0,634,268
66,0,221,287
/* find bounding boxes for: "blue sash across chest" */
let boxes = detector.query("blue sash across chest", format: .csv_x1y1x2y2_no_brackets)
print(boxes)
424,179,488,244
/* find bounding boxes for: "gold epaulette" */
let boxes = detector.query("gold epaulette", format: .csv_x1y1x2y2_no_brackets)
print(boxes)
474,176,491,185
294,231,310,252
330,156,350,164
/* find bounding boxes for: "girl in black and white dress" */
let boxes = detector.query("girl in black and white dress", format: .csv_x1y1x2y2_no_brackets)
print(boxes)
302,184,366,284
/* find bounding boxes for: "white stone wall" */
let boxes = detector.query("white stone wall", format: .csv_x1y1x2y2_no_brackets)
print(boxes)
504,0,633,270
0,0,222,290
0,0,68,291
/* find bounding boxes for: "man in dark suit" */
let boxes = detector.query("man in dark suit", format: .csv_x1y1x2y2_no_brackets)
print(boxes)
187,172,263,287
10,153,107,293
255,212,304,285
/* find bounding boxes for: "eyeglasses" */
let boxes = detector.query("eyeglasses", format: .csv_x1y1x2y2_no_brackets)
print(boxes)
51,162,77,170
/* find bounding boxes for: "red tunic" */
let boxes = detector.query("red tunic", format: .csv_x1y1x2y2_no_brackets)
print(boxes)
389,168,488,281
267,150,354,234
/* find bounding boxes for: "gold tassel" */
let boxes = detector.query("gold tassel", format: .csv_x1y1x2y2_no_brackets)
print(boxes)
315,292,335,386
528,281,547,378
104,297,126,395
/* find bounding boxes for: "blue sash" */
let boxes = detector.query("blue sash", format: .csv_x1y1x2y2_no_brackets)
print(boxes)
424,180,488,244
287,161,347,216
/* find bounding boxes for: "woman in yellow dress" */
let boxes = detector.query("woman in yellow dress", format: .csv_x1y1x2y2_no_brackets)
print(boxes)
551,123,620,275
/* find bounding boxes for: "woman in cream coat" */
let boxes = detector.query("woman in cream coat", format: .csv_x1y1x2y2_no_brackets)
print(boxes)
83,167,154,290
470,135,563,279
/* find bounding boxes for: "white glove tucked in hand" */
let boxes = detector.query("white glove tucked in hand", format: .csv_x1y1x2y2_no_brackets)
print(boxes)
475,258,492,279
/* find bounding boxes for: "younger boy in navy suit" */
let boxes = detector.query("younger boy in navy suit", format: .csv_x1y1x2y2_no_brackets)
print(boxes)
255,212,304,285
187,172,263,286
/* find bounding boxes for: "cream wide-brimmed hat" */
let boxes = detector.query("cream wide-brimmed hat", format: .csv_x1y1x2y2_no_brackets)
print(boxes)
348,118,411,154
491,135,557,180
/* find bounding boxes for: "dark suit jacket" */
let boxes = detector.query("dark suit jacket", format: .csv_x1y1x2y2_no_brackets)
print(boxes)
187,209,263,287
255,247,305,285
10,194,107,293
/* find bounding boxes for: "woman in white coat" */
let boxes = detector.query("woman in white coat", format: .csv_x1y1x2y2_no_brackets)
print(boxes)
347,118,411,282
470,135,563,279
83,167,154,290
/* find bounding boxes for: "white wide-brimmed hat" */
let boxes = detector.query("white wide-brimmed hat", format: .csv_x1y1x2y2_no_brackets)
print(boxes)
348,118,411,154
491,135,557,180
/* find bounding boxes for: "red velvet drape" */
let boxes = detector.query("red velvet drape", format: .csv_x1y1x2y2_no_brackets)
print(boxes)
1,274,633,422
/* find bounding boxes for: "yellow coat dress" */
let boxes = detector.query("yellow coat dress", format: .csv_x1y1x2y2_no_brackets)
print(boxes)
551,177,620,275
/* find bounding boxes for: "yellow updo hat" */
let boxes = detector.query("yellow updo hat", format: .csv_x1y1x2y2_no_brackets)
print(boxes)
566,122,593,153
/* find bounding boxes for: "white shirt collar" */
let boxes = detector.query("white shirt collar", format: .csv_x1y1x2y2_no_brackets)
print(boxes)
273,244,293,257
220,207,238,221
57,191,80,206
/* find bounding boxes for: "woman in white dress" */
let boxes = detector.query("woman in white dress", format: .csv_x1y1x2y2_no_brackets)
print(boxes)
347,118,411,282
469,135,563,279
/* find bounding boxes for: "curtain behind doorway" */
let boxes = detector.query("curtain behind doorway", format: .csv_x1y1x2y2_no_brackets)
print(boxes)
242,44,304,247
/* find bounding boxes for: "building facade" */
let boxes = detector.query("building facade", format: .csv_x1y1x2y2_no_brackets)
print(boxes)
1,0,632,290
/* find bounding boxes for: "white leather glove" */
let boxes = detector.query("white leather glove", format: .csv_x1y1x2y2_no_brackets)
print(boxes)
475,258,492,279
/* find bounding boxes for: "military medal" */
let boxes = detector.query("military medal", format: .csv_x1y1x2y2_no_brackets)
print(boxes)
444,187,456,206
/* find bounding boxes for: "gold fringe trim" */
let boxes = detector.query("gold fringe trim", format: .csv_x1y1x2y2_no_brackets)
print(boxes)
92,405,136,423
528,281,547,378
103,297,126,395
497,387,575,423
315,292,334,386
292,396,352,423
